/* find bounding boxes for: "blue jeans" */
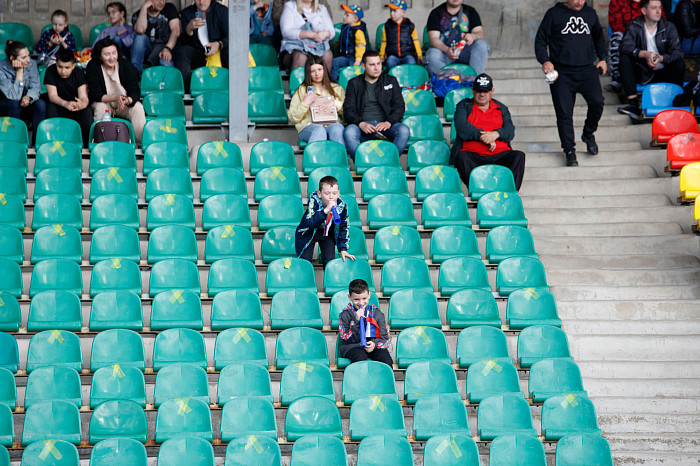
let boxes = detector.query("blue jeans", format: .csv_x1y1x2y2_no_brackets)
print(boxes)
385,55,416,71
343,121,410,159
425,39,490,76
0,98,46,146
331,56,355,82
299,123,345,146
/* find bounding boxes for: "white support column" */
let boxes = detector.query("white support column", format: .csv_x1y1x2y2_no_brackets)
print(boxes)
228,0,249,142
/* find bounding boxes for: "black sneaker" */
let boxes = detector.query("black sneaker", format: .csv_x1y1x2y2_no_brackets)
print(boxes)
581,133,598,155
604,82,622,93
565,150,578,167
617,105,642,121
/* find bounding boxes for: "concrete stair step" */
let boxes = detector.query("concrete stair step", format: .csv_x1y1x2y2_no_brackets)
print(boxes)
533,234,699,256
598,413,700,434
531,222,683,237
520,177,674,197
523,149,665,171
513,140,644,154
578,362,700,380
607,434,700,456
507,103,622,116
583,379,700,399
569,333,700,360
513,124,647,143
546,268,700,287
486,56,540,68
551,284,700,301
522,194,671,209
523,164,658,180
556,299,700,321
525,206,693,229
564,319,700,335
512,113,632,127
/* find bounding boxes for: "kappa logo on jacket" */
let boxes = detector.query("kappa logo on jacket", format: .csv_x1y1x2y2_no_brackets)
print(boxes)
561,17,590,35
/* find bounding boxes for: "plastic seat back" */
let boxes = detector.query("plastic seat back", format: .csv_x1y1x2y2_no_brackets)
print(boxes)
307,166,355,197
0,259,22,299
469,165,517,200
217,363,273,406
89,399,147,444
249,141,295,176
143,141,189,175
89,258,142,297
302,140,348,175
555,433,614,466
157,436,215,466
208,258,259,296
288,66,305,97
446,288,500,328
270,289,323,330
254,167,300,201
196,141,243,175
542,394,601,440
191,66,230,96
21,439,80,465
423,433,479,466
652,108,699,144
517,325,573,368
147,225,197,263
290,435,347,466
211,291,263,331
477,191,527,229
27,290,81,331
342,360,397,405
141,66,184,96
224,435,281,466
89,141,137,175
34,141,82,174
407,140,451,174
143,92,186,123
26,330,82,373
280,361,334,406
415,165,463,201
150,289,203,330
29,258,82,297
0,293,20,332
257,194,303,230
275,327,329,369
667,132,700,169
192,91,229,124
361,166,409,201
354,140,401,175
496,257,548,296
0,333,18,373
430,225,480,263
155,398,213,443
22,400,81,446
0,167,27,201
265,257,316,296
489,433,547,466
90,438,148,466
24,365,81,409
404,360,459,404
284,396,342,441
388,289,441,329
152,327,207,371
0,116,29,148
89,225,140,264
214,328,268,369
506,288,562,329
90,328,145,372
374,225,424,264
200,167,247,201
30,225,82,264
205,225,254,263
349,396,407,441
486,225,538,264
34,167,82,201
456,326,511,368
90,194,139,230
249,43,278,66
641,82,689,117
141,118,187,152
402,89,438,117
90,365,146,408
338,65,363,89
0,404,9,447
89,290,143,331
529,358,586,403
202,194,252,230
367,194,417,229
0,141,28,174
438,256,491,296
422,192,472,229
466,359,522,403
396,326,450,368
149,259,200,297
145,168,193,202
89,167,138,202
35,118,82,147
381,257,432,296
413,393,471,440
154,364,209,407
443,87,474,121
0,193,25,230
260,226,296,263
248,90,288,124
404,115,445,144
357,434,413,465
476,393,536,440
248,65,283,93
388,64,429,88
220,397,278,442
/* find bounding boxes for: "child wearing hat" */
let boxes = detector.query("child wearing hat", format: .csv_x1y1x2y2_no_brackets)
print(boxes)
379,0,423,70
330,4,368,82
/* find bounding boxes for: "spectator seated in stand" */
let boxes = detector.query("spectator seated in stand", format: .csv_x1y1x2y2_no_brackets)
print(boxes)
131,0,181,72
330,4,367,82
674,0,700,54
379,0,423,71
34,10,78,67
280,0,335,72
93,2,138,68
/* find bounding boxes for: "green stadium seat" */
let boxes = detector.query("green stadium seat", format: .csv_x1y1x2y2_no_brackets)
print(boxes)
214,328,268,369
90,194,139,230
89,290,143,331
477,191,527,229
288,66,306,98
402,89,438,117
191,66,229,96
192,91,229,124
89,400,147,444
413,393,471,440
147,225,197,264
342,360,397,405
542,395,602,440
343,196,363,228
555,434,614,466
404,360,459,405
0,116,28,149
442,63,477,75
338,65,363,89
422,193,472,229
157,436,215,466
0,334,18,373
248,91,288,124
33,167,82,200
373,225,424,264
476,393,537,440
88,118,136,150
35,118,81,147
0,194,24,230
29,225,81,264
150,289,203,330
367,194,417,229
202,194,252,230
496,257,549,296
220,398,277,442
89,21,111,44
357,434,413,466
217,363,273,405
143,142,189,176
208,258,259,296
290,435,347,466
254,167,301,202
275,327,329,369
529,359,587,403
443,87,474,122
466,360,522,403
27,290,81,331
211,290,263,331
200,167,247,201
142,118,187,153
34,141,81,174
91,367,145,419
265,257,316,296
447,288,500,328
361,166,409,201
257,194,303,231
89,225,140,264
456,326,511,368
205,225,254,263
507,288,562,329
329,291,380,330
307,166,356,197
90,438,148,466
0,405,9,447
140,66,185,96
250,141,295,176
354,140,401,175
430,226,480,264
302,140,348,175
0,293,20,332
152,327,207,371
415,165,463,201
249,65,283,93
154,364,209,407
423,433,480,466
349,396,407,441
388,64,429,89
0,141,28,173
395,326,450,368
21,439,80,466
0,167,27,201
260,226,295,263
196,141,243,175
155,398,213,444
89,258,142,297
224,435,281,466
24,365,80,409
438,256,490,296
146,194,196,230
381,257,432,296
388,289,441,329
271,289,323,330
22,400,81,446
404,115,445,145
334,336,350,370
469,165,517,200
280,361,334,406
249,43,277,66
90,329,145,372
145,168,194,202
0,259,22,298
339,226,369,260
285,396,342,441
324,258,374,296
486,225,538,264
29,258,82,297
142,92,186,123
406,141,451,175
488,434,547,466
89,141,136,175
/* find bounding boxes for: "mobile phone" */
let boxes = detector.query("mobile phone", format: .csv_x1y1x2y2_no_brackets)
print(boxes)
195,11,204,19
375,131,388,140
307,86,316,94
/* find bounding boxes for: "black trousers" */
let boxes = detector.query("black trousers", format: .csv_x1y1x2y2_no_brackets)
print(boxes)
619,53,685,98
45,101,92,148
299,228,336,268
174,44,229,92
344,346,393,366
454,149,526,190
549,65,605,153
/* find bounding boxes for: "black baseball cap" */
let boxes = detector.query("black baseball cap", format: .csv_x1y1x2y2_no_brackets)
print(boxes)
473,73,493,92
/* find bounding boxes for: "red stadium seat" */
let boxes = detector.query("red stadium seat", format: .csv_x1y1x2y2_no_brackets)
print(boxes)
666,132,700,170
652,109,699,146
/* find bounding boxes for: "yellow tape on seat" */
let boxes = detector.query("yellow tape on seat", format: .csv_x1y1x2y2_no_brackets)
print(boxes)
270,167,286,181
175,397,192,415
50,140,67,156
295,362,314,382
0,292,4,307
369,395,386,412
284,257,292,269
245,435,264,453
107,167,123,183
112,364,126,379
48,330,64,344
0,117,12,132
412,326,431,344
391,225,401,236
159,119,177,134
404,90,419,106
561,393,579,409
213,141,228,158
165,193,176,205
38,439,63,461
111,258,122,269
435,433,462,458
429,165,444,181
0,193,6,205
524,288,540,300
169,289,185,304
481,359,503,376
208,66,218,77
221,225,236,238
52,224,66,236
232,328,251,344
367,140,385,157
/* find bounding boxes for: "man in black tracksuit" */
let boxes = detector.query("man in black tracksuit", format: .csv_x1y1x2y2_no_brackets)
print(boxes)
535,0,607,167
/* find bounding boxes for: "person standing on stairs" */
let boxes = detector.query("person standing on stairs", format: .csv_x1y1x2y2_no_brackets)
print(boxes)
535,0,607,167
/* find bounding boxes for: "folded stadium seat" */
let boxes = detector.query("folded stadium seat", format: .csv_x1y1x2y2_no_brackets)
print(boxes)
90,438,148,466
338,65,364,89
343,196,363,228
485,225,538,264
140,66,185,97
196,141,243,175
395,326,450,369
446,288,501,329
280,361,334,406
555,433,614,466
477,393,537,440
253,167,301,202
220,398,277,442
404,360,459,405
33,167,83,201
488,433,547,466
361,166,410,201
496,256,549,296
0,405,9,447
22,400,81,446
89,290,143,331
152,328,207,371
506,288,562,329
423,433,479,466
466,359,522,403
89,399,147,444
438,256,491,296
21,440,80,466
388,289,441,329
415,165,463,201
456,326,511,368
477,191,528,229
0,117,28,153
248,91,288,124
30,225,82,264
0,258,22,299
200,167,247,201
307,166,356,198
517,325,574,369
26,330,82,373
34,141,82,175
666,132,700,170
0,194,24,231
157,436,215,466
90,194,139,231
90,329,145,372
354,140,401,175
202,194,252,230
443,87,474,122
0,167,27,201
336,226,369,260
302,140,348,175
341,360,398,405
680,162,700,201
0,226,22,263
265,257,316,296
413,393,471,441
90,167,139,202
29,258,82,297
146,194,196,230
404,115,446,145
89,225,140,265
329,290,380,330
389,64,430,89
141,118,188,153
88,118,136,151
27,290,81,332
217,363,273,406
224,434,281,466
248,65,284,94
381,257,432,296
35,118,82,148
143,141,189,175
349,396,407,441
147,225,197,264
358,435,414,466
189,66,229,97
0,294,20,331
542,394,602,440
214,328,268,369
290,435,347,466
333,336,351,370
255,194,302,231
24,365,81,409
89,141,136,175
0,141,28,173
0,334,18,373
249,140,295,176
651,109,698,145
208,257,259,296
90,365,146,408
155,398,213,443
143,92,186,123
210,290,263,330
204,225,254,263
150,289,203,330
288,66,305,97
641,83,690,117
285,396,342,441
402,89,439,118
374,23,385,48
468,165,518,201
154,364,209,407
373,225,424,264
249,43,278,66
407,140,451,174
422,193,472,229
275,327,329,369
145,168,194,202
529,358,587,403
270,289,323,330
89,258,142,297
260,226,296,263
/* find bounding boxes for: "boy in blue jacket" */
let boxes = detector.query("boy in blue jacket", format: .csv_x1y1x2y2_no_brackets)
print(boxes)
295,176,356,268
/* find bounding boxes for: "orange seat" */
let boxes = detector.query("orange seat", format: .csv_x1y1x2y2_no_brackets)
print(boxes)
667,132,700,170
652,109,698,145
